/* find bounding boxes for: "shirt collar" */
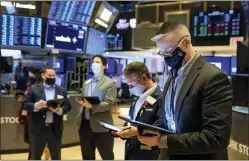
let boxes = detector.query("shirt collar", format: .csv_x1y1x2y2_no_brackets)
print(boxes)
43,82,55,90
139,84,157,99
177,53,200,77
92,74,104,82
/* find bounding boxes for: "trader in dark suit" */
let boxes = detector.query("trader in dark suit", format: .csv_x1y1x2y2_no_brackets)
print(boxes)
111,62,163,160
23,67,71,160
76,55,117,160
138,21,233,160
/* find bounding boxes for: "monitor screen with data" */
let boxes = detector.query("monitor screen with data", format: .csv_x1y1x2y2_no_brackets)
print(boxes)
48,1,96,25
0,14,42,48
45,20,87,52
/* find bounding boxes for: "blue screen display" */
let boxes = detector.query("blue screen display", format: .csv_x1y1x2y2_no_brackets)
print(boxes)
48,58,64,73
45,20,87,52
231,56,237,75
86,28,106,55
0,14,42,48
48,1,96,25
204,56,231,76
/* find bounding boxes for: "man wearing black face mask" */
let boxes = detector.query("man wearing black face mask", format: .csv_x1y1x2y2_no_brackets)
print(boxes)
23,66,71,160
138,21,233,160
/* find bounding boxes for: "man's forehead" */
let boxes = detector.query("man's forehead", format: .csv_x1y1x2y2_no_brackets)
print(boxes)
151,32,175,42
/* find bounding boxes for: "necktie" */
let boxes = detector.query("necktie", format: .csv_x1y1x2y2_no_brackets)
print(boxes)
170,69,178,119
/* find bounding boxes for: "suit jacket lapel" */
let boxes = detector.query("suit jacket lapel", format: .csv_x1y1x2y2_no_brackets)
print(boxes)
160,76,172,128
175,56,205,128
54,85,59,99
93,75,105,93
39,84,46,101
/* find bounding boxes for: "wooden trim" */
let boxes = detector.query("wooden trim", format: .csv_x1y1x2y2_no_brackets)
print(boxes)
204,0,207,12
159,2,180,7
230,1,234,9
156,3,159,24
136,3,157,8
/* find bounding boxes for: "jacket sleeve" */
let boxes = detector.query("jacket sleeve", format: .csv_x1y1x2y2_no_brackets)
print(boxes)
61,89,71,114
91,80,117,114
23,87,36,112
160,72,232,155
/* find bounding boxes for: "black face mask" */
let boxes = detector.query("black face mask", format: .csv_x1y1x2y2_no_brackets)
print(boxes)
45,77,55,86
164,47,186,70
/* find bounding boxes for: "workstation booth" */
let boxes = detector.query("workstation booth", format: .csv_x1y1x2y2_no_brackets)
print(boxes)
0,1,248,160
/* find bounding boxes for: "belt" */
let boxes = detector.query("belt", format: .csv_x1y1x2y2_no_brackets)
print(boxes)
44,123,52,127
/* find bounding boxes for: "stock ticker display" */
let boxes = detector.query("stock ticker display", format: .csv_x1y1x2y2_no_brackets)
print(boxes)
48,1,96,25
0,14,42,48
86,28,106,55
193,10,241,37
45,20,87,52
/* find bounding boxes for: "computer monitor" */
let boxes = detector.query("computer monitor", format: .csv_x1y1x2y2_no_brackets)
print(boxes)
0,14,42,48
204,56,231,76
236,41,249,74
48,58,64,73
0,57,13,73
191,9,243,46
45,20,87,52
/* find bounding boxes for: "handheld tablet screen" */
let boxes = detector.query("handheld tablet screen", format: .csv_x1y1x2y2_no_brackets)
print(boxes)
98,121,122,132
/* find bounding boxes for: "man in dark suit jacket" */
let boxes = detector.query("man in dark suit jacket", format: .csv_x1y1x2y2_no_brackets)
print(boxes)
23,67,71,160
138,21,233,160
111,62,163,160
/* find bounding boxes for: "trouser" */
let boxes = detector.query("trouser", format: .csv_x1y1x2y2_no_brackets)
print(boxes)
29,126,62,160
79,119,114,160
23,123,31,160
125,139,159,160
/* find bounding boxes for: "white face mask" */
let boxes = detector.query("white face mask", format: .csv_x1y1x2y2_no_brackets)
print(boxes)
129,84,145,96
91,63,102,75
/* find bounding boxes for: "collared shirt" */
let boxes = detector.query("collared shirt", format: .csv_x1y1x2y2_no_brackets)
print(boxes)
164,53,200,132
133,84,157,120
34,83,63,123
83,75,101,120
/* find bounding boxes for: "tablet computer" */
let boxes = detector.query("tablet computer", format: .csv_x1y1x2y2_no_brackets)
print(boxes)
118,116,174,134
77,96,101,104
46,98,64,108
98,121,122,132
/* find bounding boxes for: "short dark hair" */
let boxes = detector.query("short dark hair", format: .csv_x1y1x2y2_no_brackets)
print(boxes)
156,21,183,35
92,55,107,66
123,62,151,79
28,66,42,75
43,66,55,73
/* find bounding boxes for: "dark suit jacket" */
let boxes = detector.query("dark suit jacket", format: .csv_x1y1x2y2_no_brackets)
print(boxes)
124,85,163,159
23,83,71,137
157,55,233,160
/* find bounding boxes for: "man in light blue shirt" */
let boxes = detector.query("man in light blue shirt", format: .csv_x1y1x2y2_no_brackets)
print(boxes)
76,55,117,160
24,67,71,160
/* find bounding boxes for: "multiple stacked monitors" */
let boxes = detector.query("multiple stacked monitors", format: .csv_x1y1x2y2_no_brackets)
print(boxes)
106,34,123,51
193,10,241,37
48,1,96,25
192,9,242,45
86,28,106,55
0,14,42,48
45,20,87,52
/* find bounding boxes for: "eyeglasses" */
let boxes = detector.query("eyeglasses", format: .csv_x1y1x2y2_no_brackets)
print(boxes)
158,35,189,58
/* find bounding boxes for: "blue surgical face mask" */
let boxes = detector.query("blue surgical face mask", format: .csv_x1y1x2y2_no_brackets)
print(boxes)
129,83,145,96
91,63,102,74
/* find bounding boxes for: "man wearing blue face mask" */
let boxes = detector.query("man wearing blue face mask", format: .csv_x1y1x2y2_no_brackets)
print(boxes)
76,55,117,160
138,21,233,160
111,62,163,160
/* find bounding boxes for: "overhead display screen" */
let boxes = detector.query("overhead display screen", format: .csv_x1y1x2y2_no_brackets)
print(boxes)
106,34,123,51
45,20,87,52
86,28,106,55
193,10,241,37
0,14,42,48
48,1,96,25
